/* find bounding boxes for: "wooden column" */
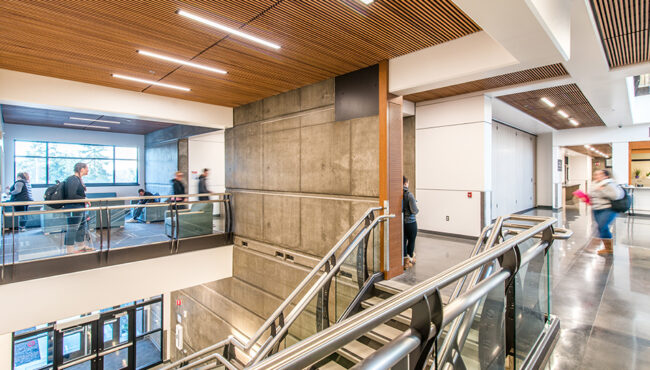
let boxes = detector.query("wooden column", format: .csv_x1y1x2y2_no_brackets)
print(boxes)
379,60,404,279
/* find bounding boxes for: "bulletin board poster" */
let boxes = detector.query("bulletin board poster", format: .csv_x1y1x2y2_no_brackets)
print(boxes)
14,334,50,370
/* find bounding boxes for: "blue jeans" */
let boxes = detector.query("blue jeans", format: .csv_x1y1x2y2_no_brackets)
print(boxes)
593,208,616,239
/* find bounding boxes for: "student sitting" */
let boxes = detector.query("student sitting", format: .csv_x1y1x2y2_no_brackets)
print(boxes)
128,189,154,223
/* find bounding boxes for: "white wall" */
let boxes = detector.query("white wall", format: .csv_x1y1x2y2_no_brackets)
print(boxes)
3,123,145,199
566,151,592,192
491,122,535,217
536,133,553,206
415,95,492,237
188,131,225,195
0,69,232,129
0,246,233,335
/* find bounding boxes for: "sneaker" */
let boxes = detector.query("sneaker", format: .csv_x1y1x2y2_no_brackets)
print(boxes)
126,218,138,223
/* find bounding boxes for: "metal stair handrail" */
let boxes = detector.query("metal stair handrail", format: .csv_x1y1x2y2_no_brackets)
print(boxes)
248,215,572,369
161,206,390,369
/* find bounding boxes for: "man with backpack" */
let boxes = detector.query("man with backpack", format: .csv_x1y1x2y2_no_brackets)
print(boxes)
403,176,419,269
62,162,92,253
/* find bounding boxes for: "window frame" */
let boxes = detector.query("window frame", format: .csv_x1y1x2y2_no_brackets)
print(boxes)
13,139,139,187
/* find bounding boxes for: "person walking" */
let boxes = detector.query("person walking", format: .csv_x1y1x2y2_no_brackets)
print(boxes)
403,176,419,269
63,162,92,253
9,172,33,231
171,171,187,209
589,169,623,255
198,168,210,201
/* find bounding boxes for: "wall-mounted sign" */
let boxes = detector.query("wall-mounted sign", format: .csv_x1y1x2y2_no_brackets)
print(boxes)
557,159,563,171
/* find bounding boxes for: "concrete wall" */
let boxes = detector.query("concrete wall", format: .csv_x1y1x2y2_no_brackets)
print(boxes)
171,77,380,359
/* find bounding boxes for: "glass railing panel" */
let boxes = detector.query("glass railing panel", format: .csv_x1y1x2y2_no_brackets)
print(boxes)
335,231,368,321
461,280,506,370
108,202,172,249
3,207,101,262
175,202,217,239
514,238,550,368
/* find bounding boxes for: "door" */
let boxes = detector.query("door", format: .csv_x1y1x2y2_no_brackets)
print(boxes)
55,320,97,370
97,311,133,370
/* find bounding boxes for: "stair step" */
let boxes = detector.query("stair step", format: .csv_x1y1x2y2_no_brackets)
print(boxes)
318,361,347,370
365,323,405,345
361,297,412,325
338,340,376,363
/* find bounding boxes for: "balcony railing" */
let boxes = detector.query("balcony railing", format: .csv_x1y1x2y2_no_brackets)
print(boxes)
0,193,232,284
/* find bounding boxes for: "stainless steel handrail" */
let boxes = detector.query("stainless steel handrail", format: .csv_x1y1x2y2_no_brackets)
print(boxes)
0,192,231,207
160,207,385,369
248,216,556,369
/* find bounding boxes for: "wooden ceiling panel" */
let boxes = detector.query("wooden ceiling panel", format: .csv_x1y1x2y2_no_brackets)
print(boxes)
0,0,480,107
1,104,175,135
565,144,612,158
404,64,569,102
497,84,606,130
589,0,650,68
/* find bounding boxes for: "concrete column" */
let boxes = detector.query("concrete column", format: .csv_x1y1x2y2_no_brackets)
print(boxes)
415,95,492,237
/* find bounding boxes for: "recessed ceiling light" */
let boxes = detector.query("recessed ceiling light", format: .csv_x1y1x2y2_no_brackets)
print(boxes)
540,97,555,107
64,123,110,130
177,10,281,50
360,0,375,4
137,50,227,74
557,110,569,118
584,145,590,148
569,118,579,126
112,74,190,91
70,117,121,124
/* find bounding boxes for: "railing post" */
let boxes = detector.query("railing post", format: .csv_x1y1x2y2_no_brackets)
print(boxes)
502,245,521,368
411,289,444,369
357,213,374,288
383,200,390,272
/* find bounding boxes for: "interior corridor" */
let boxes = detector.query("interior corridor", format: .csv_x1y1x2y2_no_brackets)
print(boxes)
395,208,650,369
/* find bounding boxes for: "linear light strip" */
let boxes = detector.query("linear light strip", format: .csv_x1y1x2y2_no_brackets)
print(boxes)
557,110,569,118
112,74,190,91
64,123,110,130
70,117,121,124
137,50,227,74
177,10,281,50
569,118,579,126
540,97,555,107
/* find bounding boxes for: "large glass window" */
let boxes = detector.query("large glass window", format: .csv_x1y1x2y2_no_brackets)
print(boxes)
14,140,138,186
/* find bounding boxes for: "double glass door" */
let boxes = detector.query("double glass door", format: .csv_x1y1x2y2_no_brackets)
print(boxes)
56,311,132,370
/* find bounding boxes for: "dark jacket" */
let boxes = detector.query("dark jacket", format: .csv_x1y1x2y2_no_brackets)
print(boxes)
403,187,418,224
9,179,33,202
198,174,209,201
139,191,154,204
171,178,185,200
64,175,86,208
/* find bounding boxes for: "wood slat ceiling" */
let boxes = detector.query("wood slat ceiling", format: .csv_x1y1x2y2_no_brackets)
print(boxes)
497,84,606,130
589,0,650,68
404,63,569,102
565,144,612,158
0,0,481,107
1,105,175,135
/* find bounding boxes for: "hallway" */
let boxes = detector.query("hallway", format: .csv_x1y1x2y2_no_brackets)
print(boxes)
393,207,650,369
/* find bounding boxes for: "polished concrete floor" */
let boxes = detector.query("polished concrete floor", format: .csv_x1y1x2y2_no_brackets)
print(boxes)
391,207,650,369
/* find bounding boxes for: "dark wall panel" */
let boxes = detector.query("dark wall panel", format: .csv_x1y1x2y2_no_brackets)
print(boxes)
335,65,379,121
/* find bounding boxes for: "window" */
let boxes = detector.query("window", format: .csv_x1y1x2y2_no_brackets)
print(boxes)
14,140,138,186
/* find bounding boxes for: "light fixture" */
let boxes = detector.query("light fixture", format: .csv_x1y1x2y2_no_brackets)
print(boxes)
569,118,579,126
584,145,590,148
112,74,190,91
540,97,555,107
137,50,227,74
360,0,375,4
70,117,120,124
64,123,110,130
177,10,281,50
557,110,569,118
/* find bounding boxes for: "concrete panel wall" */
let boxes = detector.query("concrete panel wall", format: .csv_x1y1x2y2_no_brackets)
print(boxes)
173,77,381,357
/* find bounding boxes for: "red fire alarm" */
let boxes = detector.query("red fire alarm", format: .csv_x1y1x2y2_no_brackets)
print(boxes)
467,192,472,198
176,299,182,306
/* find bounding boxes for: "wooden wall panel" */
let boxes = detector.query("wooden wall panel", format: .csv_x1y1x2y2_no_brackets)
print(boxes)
404,64,569,102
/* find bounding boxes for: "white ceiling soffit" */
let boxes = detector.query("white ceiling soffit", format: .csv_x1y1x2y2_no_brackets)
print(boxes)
0,69,233,129
524,0,571,60
492,98,553,135
626,77,650,125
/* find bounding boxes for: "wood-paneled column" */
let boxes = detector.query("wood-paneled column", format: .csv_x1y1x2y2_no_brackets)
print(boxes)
379,60,404,279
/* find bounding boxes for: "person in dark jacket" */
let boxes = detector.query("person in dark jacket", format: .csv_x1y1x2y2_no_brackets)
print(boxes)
9,172,33,230
128,189,154,223
63,162,91,253
403,176,419,269
198,168,210,201
171,171,187,208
